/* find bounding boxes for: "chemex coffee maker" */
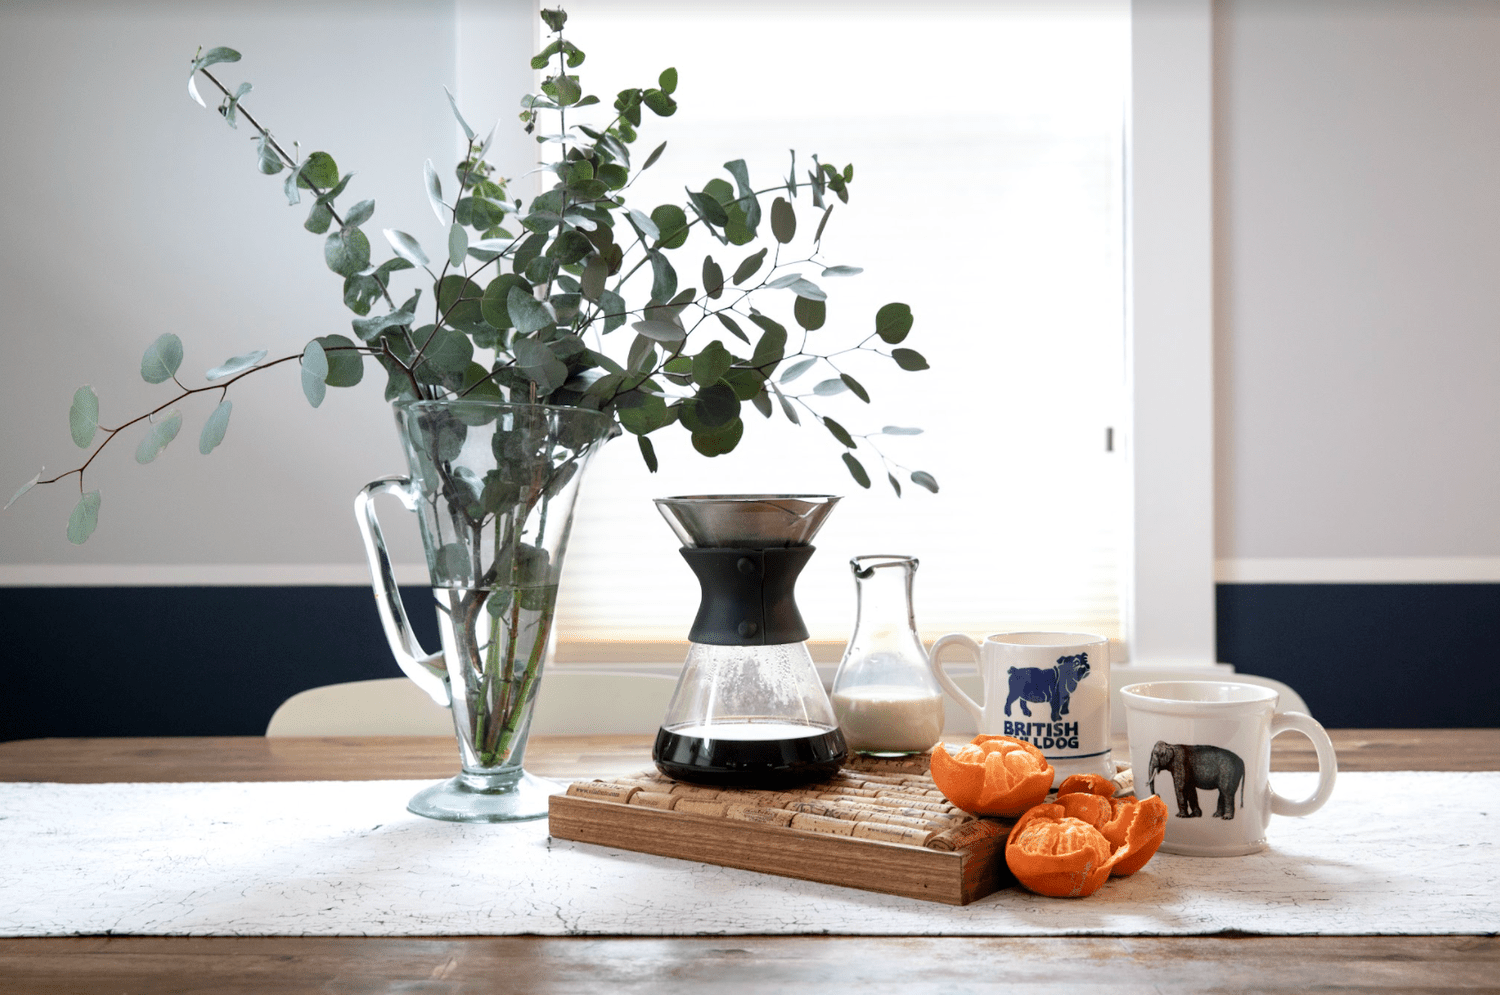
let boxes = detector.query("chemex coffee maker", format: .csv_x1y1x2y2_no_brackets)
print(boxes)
652,494,848,788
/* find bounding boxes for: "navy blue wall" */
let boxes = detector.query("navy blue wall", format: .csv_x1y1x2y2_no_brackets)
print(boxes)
1216,583,1500,728
2,583,1496,741
0,586,434,742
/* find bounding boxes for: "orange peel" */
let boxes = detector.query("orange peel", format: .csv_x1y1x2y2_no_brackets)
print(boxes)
1005,772,1171,897
928,735,1054,817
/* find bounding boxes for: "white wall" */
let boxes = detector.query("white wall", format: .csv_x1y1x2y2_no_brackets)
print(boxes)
1213,0,1500,582
0,0,533,579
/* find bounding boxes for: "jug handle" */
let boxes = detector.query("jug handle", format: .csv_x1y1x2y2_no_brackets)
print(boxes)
354,475,450,708
928,633,986,728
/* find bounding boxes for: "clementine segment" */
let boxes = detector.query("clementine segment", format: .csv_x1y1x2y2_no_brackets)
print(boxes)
929,735,1054,817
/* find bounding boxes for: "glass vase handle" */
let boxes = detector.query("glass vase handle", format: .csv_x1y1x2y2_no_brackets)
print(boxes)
354,475,450,708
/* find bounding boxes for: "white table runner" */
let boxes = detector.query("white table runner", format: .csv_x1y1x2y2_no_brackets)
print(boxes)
1,772,1495,937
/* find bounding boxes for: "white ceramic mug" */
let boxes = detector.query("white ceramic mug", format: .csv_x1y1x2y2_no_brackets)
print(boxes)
928,631,1112,785
1120,681,1338,857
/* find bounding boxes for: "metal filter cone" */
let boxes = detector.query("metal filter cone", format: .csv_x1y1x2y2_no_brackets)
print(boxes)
653,494,840,549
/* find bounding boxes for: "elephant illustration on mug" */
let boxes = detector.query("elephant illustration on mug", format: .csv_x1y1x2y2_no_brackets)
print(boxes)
1147,741,1246,820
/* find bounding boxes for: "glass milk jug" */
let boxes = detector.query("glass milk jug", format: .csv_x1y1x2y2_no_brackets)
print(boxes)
829,555,946,755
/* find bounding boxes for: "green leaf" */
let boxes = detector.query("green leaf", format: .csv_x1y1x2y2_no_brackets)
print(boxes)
793,296,826,331
140,333,184,384
304,202,333,235
632,319,686,345
875,302,914,344
911,470,940,493
255,135,284,175
638,434,659,472
778,357,816,383
822,416,856,449
199,399,232,455
642,88,677,117
822,264,863,277
69,385,98,449
813,378,847,397
814,204,834,243
686,189,728,227
842,452,871,489
135,410,183,464
448,223,468,268
643,141,668,171
513,335,569,394
598,289,628,333
691,341,733,386
732,248,767,285
295,151,339,190
887,473,902,497
550,74,582,106
315,333,364,387
580,255,607,302
442,85,476,141
508,286,553,335
422,326,474,374
648,251,677,302
343,198,375,228
691,417,743,457
750,318,787,370
702,256,724,299
892,347,929,371
206,349,267,381
301,339,328,408
5,471,42,511
770,197,796,243
626,208,660,241
540,7,568,31
324,227,371,277
650,204,689,249
628,335,657,374
66,490,101,545
769,380,799,424
424,159,447,225
659,67,678,94
882,425,924,436
351,298,417,342
682,383,740,430
616,391,668,435
840,373,870,403
384,229,429,267
716,312,749,344
480,273,532,329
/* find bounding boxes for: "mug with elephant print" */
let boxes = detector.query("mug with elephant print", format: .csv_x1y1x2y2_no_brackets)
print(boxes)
928,631,1112,786
1120,681,1338,856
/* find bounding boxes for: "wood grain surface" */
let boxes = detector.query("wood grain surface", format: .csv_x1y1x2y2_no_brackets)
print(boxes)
1,730,1495,995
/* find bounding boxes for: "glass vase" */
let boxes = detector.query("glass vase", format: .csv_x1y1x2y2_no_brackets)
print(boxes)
355,401,617,822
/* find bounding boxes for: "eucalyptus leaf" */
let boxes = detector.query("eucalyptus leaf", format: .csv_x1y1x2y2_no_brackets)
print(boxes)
793,296,825,331
778,357,816,383
649,204,688,249
421,326,474,375
638,434,659,472
513,335,568,394
198,399,233,455
316,333,364,387
822,264,863,277
691,340,732,386
134,410,183,464
324,227,370,277
66,490,101,545
648,251,677,303
443,85,476,141
690,416,742,458
892,347,929,371
507,286,553,335
822,416,856,449
887,473,902,497
424,160,447,225
140,333,184,384
69,385,98,449
732,248,767,285
702,256,725,299
842,452,871,489
786,278,825,301
875,302,914,344
384,229,430,267
448,223,468,268
205,349,267,381
301,339,328,408
5,471,41,511
813,378,848,397
632,319,686,345
770,197,796,243
769,380,799,424
255,135,284,175
840,373,870,403
911,470,940,493
882,425,924,436
626,208,660,241
814,204,835,243
343,199,375,228
716,312,749,344
642,141,667,171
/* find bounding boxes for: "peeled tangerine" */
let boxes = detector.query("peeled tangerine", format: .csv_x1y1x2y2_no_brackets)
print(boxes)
929,735,1055,817
1005,773,1171,898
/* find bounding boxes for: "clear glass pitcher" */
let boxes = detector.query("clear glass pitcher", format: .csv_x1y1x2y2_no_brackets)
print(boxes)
355,400,617,822
830,555,946,755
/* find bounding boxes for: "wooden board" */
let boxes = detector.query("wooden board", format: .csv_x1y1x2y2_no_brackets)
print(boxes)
547,758,1017,905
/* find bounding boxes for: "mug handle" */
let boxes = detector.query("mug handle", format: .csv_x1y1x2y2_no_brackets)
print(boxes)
928,633,986,729
1269,710,1339,817
354,475,451,708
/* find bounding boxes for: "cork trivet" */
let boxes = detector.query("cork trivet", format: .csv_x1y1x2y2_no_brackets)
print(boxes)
845,754,932,775
675,798,729,817
723,804,796,827
853,821,936,846
790,813,856,836
565,781,641,804
668,784,725,799
628,791,679,811
926,818,1011,852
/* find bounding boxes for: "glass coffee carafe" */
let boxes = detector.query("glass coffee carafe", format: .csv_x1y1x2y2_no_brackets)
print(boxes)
652,495,848,788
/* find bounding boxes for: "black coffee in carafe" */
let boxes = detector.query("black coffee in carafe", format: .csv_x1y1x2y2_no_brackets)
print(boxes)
651,496,848,788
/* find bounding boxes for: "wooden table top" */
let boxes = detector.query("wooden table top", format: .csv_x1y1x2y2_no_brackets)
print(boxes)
2,729,1496,994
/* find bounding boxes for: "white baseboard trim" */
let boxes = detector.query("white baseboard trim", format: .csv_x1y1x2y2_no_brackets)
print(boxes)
1216,557,1500,584
0,563,429,587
